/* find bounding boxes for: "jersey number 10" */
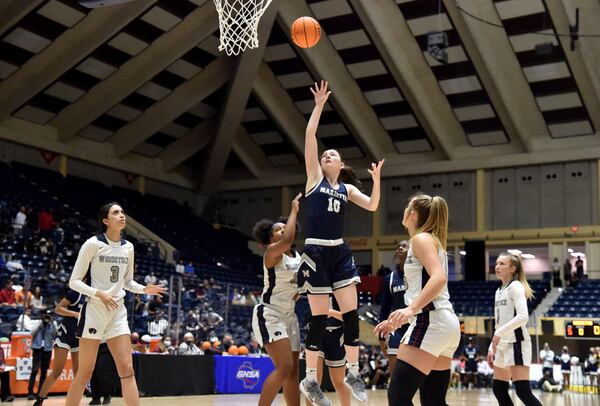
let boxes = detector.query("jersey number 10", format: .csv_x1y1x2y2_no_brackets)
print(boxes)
327,197,341,213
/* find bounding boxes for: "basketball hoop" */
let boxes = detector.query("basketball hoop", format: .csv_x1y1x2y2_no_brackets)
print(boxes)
213,0,273,56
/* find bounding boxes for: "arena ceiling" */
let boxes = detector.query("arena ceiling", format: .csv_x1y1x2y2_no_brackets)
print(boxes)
0,0,599,193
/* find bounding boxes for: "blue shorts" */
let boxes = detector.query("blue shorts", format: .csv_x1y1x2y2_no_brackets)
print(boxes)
386,325,409,355
55,321,79,352
319,320,346,368
298,241,360,295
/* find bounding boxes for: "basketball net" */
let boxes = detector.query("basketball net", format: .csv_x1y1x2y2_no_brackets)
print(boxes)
213,0,272,56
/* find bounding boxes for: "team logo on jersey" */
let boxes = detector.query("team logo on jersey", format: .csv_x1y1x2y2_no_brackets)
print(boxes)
236,361,260,389
88,328,97,334
274,331,282,336
405,255,414,265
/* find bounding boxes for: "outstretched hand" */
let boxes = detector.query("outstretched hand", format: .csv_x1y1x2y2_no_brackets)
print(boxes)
368,159,385,183
144,284,167,296
310,80,331,106
291,193,302,215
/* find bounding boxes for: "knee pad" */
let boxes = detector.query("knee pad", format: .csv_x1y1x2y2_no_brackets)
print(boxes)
305,315,327,352
492,380,514,406
342,310,359,347
514,380,542,406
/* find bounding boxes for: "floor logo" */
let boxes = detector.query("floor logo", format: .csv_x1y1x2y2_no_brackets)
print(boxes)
236,361,260,389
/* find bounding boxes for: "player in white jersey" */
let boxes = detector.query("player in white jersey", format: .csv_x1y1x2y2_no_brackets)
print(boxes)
375,194,460,406
251,193,302,406
65,203,166,406
487,252,542,406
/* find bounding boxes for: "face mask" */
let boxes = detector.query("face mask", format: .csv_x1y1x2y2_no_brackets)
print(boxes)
164,341,171,347
185,340,193,345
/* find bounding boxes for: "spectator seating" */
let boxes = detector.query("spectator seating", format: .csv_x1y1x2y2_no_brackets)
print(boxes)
546,279,600,318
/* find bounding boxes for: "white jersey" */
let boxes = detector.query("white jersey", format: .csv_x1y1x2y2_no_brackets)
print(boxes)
540,349,555,368
69,234,145,301
494,280,530,343
261,251,301,313
403,244,453,313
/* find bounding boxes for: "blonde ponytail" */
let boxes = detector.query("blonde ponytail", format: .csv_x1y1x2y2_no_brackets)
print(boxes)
410,194,449,250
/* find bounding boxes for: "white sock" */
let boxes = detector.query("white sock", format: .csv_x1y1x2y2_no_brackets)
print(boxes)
347,362,359,376
306,367,317,382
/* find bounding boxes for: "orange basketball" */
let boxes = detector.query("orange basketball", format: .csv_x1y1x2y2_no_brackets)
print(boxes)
291,16,321,48
238,345,249,355
228,345,239,355
201,341,211,350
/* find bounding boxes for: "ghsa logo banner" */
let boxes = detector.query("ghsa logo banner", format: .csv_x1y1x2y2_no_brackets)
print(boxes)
236,361,260,389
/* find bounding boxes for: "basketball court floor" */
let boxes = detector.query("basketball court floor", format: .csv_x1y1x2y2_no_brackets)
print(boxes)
21,390,599,405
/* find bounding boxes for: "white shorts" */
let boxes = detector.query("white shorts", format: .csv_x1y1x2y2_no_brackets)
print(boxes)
494,340,532,369
77,299,130,341
401,308,460,358
252,304,301,352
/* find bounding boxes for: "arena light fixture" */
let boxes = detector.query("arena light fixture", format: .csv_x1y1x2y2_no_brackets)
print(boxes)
459,250,466,256
507,249,522,256
567,248,574,253
79,0,135,8
521,254,535,259
570,252,585,258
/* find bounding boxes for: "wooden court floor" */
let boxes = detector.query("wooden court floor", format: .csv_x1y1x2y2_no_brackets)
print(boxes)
26,389,599,405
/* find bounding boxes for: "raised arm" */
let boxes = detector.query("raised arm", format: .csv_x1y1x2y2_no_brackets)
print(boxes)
347,159,385,211
305,81,330,193
264,193,302,268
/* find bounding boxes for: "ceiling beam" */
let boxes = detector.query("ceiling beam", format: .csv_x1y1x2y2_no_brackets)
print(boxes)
444,0,550,152
253,62,325,155
52,1,217,142
545,0,600,131
232,127,274,178
159,118,215,172
219,132,600,191
278,0,396,160
198,2,279,193
0,0,44,37
0,0,157,120
0,117,196,189
111,56,234,157
349,0,467,159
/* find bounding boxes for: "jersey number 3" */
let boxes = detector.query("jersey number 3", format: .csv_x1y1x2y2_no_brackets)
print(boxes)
110,266,119,283
327,197,341,213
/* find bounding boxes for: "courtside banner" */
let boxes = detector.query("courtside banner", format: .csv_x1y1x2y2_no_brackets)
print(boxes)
214,355,275,394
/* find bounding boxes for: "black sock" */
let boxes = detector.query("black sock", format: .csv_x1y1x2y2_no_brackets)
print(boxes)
514,380,542,406
388,360,426,406
492,380,514,406
419,369,450,406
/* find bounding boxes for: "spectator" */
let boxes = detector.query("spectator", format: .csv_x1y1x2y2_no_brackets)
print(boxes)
0,280,16,307
148,312,169,337
540,343,555,377
585,347,598,387
133,294,147,317
538,370,562,392
15,287,32,308
38,238,50,256
476,357,493,388
175,260,185,275
563,258,572,286
232,288,246,305
37,209,55,237
560,346,572,389
144,272,157,286
12,207,26,236
16,307,35,331
184,310,200,337
551,257,561,287
248,336,261,355
10,276,22,293
31,286,45,311
0,343,14,402
4,258,23,273
130,333,146,354
147,295,163,317
462,337,479,389
28,310,58,400
222,333,235,352
154,336,175,354
178,333,202,355
51,223,64,253
205,307,223,329
575,256,585,281
184,261,195,276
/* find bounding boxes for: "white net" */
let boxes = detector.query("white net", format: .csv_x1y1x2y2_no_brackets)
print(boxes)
213,0,273,56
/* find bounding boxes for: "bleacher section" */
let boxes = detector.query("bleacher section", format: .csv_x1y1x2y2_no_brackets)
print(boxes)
546,280,600,318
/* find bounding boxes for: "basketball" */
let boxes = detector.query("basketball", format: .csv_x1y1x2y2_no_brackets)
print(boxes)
291,16,321,48
238,345,249,355
201,341,211,350
228,345,239,355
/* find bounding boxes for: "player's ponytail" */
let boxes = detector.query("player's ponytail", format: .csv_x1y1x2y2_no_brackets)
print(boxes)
410,194,448,250
499,252,535,299
339,166,362,190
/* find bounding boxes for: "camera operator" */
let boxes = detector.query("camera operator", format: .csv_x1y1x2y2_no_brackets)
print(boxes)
27,309,58,400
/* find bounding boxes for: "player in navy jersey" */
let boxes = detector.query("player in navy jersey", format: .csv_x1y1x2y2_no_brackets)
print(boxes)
298,81,384,406
487,253,541,406
65,203,166,406
379,240,408,375
375,194,460,406
33,288,85,405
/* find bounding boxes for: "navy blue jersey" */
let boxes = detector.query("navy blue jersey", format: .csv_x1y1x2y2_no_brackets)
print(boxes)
379,270,407,322
62,289,84,330
463,344,478,361
304,177,348,240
